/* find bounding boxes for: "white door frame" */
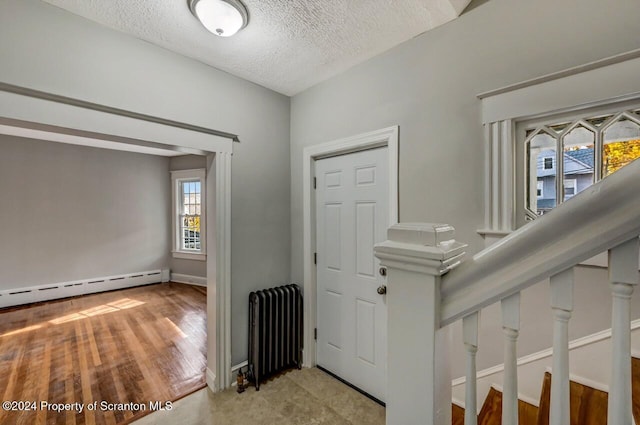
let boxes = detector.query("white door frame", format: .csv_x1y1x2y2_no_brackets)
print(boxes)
302,125,399,367
207,151,233,391
0,85,234,391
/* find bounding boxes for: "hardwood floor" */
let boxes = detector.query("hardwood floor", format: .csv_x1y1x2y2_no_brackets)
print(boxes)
0,282,207,425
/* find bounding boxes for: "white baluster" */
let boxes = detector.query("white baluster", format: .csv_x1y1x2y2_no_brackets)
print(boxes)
501,292,520,425
608,238,639,425
463,312,480,425
549,268,574,425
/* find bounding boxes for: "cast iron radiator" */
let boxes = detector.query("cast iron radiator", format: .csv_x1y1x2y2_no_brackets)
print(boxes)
248,284,303,390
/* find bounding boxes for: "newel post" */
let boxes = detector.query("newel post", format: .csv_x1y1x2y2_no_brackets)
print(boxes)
374,223,467,425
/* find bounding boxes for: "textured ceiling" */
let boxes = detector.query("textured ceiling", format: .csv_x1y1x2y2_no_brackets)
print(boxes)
40,0,471,96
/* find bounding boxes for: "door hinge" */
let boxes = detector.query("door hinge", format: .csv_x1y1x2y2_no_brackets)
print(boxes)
313,177,317,189
314,252,317,265
314,328,317,340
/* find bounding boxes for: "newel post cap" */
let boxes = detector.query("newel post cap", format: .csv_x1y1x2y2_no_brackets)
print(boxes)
374,223,467,276
387,223,456,246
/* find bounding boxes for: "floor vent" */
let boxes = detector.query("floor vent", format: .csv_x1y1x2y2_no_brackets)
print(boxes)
0,269,166,309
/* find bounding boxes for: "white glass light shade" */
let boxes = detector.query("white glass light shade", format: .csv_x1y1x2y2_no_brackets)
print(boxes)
191,0,247,37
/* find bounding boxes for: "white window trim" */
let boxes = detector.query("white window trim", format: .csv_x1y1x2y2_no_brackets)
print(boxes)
478,50,640,247
520,103,640,220
171,168,207,261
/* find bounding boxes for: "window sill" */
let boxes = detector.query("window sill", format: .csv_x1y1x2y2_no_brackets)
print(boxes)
172,251,207,261
477,229,512,238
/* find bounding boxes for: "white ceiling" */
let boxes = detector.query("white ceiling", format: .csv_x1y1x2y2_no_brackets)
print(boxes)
41,0,472,96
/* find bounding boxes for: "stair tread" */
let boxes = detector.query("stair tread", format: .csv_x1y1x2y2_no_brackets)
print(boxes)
632,357,639,425
478,387,538,425
458,356,640,425
452,403,464,425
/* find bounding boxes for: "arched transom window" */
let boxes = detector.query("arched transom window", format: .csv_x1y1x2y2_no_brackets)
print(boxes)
524,108,640,218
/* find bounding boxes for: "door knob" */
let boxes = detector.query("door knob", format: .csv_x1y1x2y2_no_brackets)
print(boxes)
377,285,387,295
379,267,387,277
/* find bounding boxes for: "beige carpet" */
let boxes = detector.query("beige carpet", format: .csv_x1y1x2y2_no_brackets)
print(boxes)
132,367,385,425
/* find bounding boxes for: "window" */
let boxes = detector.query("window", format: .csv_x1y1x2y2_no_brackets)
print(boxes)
564,179,577,198
524,106,640,218
171,169,206,260
536,180,543,198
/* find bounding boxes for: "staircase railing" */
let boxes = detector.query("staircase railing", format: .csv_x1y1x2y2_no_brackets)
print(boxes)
374,158,640,425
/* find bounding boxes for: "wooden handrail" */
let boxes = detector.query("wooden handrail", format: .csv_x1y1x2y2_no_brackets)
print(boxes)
440,158,640,327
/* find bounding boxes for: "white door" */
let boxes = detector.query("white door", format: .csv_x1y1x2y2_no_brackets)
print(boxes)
315,147,388,402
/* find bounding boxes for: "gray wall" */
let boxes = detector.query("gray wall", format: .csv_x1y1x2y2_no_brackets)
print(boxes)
290,0,640,283
290,0,640,369
0,136,170,290
0,0,291,365
169,155,208,278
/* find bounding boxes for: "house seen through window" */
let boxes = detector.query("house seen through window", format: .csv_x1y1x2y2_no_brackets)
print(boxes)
525,107,640,217
171,169,206,260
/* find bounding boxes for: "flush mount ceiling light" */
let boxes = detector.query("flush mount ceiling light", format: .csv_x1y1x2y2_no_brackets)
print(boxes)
188,0,248,37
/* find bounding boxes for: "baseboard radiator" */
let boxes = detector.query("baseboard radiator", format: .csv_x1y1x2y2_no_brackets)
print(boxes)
0,269,169,309
248,284,303,390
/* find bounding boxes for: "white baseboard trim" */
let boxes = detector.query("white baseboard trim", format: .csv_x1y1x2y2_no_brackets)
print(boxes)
231,360,248,373
206,368,217,392
489,384,540,407
541,366,611,393
170,273,207,287
161,269,170,282
0,269,167,309
230,361,249,387
452,318,640,387
452,397,465,409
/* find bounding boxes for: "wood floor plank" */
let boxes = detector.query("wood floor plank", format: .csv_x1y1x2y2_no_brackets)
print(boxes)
0,282,207,425
75,321,96,425
35,340,52,425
